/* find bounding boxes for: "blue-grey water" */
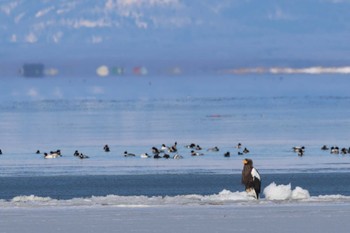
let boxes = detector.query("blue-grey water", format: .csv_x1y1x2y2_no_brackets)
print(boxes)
0,173,350,200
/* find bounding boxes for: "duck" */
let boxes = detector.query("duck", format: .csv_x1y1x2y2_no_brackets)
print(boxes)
207,146,219,152
330,146,339,154
74,150,80,157
191,150,204,156
44,151,61,159
243,148,250,154
195,145,202,150
160,144,169,152
152,147,160,155
224,151,230,157
341,148,347,155
47,150,61,156
153,154,162,159
237,151,244,156
163,154,170,159
140,153,151,158
104,145,110,152
168,142,178,153
78,153,89,159
173,154,183,159
321,145,329,150
0,149,2,155
185,143,196,149
235,143,242,149
36,150,40,154
293,146,305,152
124,151,136,157
297,148,304,157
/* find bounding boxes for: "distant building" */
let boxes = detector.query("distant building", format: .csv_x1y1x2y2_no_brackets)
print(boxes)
20,64,45,77
111,67,124,75
96,65,109,77
133,66,148,75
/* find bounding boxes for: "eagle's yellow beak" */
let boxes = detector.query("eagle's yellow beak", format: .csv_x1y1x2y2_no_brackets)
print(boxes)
243,159,248,164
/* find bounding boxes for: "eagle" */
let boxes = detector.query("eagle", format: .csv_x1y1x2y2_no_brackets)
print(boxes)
242,158,261,199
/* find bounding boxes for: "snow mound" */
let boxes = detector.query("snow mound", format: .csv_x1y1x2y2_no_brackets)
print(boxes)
263,182,310,200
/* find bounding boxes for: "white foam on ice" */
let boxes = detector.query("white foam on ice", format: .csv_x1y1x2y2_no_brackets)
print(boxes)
263,182,311,200
3,185,350,208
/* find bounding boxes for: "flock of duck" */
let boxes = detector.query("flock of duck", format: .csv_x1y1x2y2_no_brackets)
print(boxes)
113,142,250,160
292,145,350,156
0,142,250,160
1,143,349,159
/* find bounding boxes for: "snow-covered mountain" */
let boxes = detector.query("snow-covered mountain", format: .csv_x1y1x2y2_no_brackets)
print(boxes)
1,0,350,76
1,0,195,44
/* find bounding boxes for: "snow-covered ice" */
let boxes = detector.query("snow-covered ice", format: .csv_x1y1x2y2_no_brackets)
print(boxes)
1,202,350,233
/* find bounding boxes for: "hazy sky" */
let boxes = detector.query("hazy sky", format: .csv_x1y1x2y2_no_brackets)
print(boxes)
1,0,350,72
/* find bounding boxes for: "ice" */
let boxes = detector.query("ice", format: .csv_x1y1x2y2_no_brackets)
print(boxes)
263,182,310,201
11,195,53,203
292,186,311,200
3,185,350,209
1,191,253,208
1,201,350,233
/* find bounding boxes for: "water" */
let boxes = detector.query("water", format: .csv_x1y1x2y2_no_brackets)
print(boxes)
0,74,350,205
1,173,350,200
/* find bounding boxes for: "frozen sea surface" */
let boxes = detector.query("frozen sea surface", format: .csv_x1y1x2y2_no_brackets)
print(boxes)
1,203,350,233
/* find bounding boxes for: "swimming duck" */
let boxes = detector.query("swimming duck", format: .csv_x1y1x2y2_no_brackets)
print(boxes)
195,145,202,150
173,154,183,159
0,149,2,155
238,151,244,156
243,148,250,154
36,150,40,154
163,154,170,159
207,146,219,152
224,151,230,157
78,153,89,159
297,148,304,157
321,145,329,150
330,146,339,154
152,147,160,155
124,151,136,157
47,150,61,156
235,143,242,149
153,154,162,159
191,150,204,156
104,145,110,152
168,142,178,153
341,148,347,155
293,146,305,152
160,144,169,152
74,150,80,156
140,153,151,158
44,151,61,159
185,143,196,149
